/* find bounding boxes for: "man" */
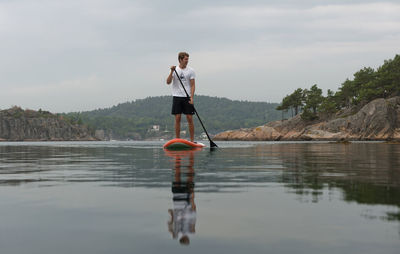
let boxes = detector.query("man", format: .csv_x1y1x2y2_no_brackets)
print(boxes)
166,52,196,142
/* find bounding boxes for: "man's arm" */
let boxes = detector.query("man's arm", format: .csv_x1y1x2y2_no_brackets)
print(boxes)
166,66,176,85
189,79,195,104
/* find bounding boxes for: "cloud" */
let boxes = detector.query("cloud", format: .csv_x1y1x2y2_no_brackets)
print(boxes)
0,1,399,111
188,2,400,43
7,75,99,95
2,76,107,112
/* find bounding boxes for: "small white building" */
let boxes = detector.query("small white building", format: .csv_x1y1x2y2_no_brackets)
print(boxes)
200,132,208,140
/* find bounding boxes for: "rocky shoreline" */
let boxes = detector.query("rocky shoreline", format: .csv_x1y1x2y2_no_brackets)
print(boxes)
0,107,97,141
214,97,400,141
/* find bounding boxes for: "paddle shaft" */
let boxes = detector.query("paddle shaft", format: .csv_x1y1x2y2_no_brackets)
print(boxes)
173,69,217,147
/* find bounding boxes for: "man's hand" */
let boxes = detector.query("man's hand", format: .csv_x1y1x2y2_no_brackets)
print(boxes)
166,66,176,85
189,97,194,105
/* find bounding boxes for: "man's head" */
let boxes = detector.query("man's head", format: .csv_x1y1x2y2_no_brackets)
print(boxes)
178,52,189,68
179,235,190,245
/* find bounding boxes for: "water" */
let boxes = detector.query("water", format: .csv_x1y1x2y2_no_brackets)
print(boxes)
0,141,399,254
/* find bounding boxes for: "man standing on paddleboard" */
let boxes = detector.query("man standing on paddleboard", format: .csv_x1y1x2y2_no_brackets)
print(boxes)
166,52,196,142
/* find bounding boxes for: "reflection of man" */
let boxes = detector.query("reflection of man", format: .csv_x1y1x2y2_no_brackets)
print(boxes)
166,150,197,245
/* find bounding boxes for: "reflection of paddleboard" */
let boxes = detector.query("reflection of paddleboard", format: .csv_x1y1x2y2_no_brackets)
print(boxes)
163,138,205,150
164,148,202,158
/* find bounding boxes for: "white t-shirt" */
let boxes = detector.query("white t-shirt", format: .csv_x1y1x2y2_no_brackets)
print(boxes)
171,200,196,238
171,66,195,97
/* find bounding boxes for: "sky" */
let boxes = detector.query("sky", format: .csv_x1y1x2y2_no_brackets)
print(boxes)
0,0,399,113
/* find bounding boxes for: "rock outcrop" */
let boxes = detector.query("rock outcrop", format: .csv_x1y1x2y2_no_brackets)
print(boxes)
0,107,97,141
214,97,400,141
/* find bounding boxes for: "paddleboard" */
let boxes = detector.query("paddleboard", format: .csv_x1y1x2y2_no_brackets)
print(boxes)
163,138,205,150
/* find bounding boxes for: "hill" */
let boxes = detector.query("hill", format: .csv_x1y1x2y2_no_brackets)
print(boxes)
66,95,285,140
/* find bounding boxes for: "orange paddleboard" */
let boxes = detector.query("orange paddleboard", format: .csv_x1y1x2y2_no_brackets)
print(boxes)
163,138,205,150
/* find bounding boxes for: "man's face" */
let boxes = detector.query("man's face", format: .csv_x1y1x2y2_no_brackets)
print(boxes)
180,56,189,67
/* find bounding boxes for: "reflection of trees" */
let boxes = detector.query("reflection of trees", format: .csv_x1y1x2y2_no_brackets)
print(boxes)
0,145,170,187
265,143,400,221
0,145,88,186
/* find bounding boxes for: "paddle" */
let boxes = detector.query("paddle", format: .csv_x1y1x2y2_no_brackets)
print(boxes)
174,69,218,148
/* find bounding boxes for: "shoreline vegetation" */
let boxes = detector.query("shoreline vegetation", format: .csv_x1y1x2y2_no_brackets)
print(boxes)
215,54,400,141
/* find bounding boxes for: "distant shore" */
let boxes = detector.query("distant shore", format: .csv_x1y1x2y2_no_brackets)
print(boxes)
0,107,96,141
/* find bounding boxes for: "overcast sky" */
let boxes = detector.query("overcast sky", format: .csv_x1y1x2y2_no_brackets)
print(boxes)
1,0,399,112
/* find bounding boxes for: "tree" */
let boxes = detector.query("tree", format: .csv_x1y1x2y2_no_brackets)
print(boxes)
301,106,318,121
290,88,304,116
336,79,354,108
276,88,304,117
374,55,400,98
319,89,338,115
304,84,323,114
276,94,292,117
352,67,377,104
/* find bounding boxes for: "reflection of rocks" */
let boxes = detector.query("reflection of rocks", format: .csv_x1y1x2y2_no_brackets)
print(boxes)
0,107,96,141
215,97,400,141
262,143,400,208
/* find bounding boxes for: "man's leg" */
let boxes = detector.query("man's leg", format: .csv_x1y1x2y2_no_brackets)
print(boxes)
186,114,194,142
175,114,181,138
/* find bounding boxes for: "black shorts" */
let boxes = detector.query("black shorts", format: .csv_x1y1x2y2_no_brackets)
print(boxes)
171,96,194,115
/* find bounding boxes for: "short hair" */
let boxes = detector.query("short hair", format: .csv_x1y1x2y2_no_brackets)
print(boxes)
178,52,189,61
179,235,190,245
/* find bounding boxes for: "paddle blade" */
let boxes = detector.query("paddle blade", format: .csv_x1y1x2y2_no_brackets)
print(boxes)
210,140,218,148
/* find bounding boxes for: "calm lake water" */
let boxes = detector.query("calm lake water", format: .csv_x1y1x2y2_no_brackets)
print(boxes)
0,141,399,254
